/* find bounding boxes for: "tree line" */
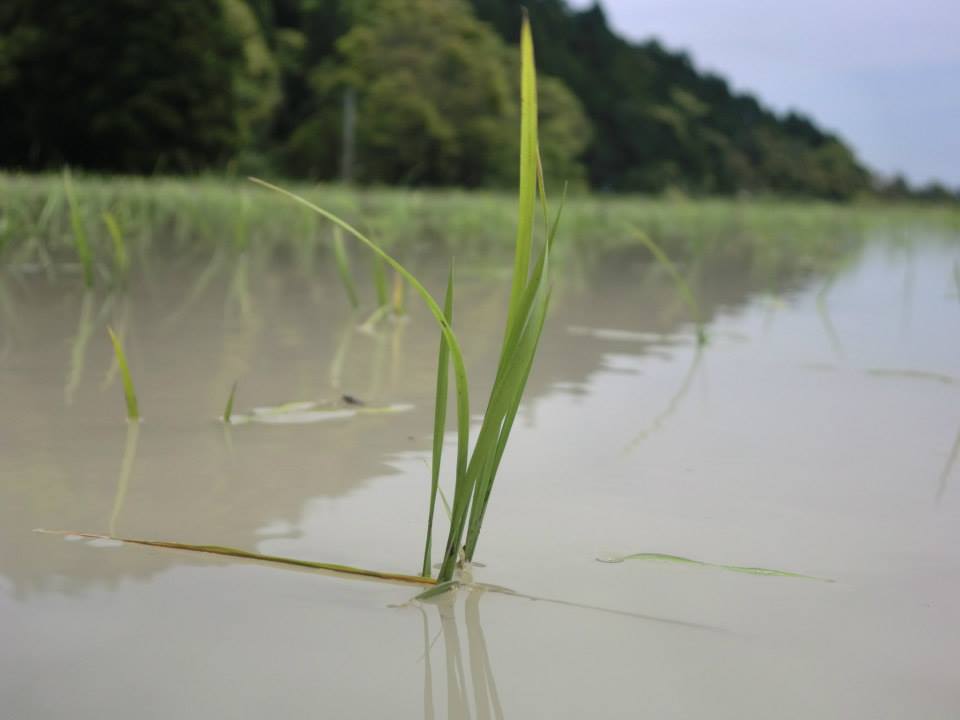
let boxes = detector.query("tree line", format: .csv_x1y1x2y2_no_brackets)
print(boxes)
0,0,953,200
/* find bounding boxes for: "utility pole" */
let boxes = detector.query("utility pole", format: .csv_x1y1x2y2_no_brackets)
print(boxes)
340,86,356,184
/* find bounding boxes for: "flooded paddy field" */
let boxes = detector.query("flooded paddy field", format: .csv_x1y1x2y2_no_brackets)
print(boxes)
2,198,959,718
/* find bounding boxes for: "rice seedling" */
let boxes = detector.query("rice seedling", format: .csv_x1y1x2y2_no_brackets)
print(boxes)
63,168,95,288
106,326,139,421
331,227,359,308
632,228,707,345
101,211,129,284
222,381,238,424
252,14,556,586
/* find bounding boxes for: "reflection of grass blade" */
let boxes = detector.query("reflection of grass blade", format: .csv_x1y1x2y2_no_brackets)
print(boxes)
422,263,454,577
102,211,129,283
222,381,238,424
34,529,437,586
65,292,96,405
418,607,436,720
107,326,139,421
633,229,706,344
816,274,844,359
866,367,954,384
465,590,505,720
109,423,140,535
935,423,960,503
391,270,406,315
597,552,832,581
624,346,703,453
63,169,95,288
438,594,471,720
332,227,359,307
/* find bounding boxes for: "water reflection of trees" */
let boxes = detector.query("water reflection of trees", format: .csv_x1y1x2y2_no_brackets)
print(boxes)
1,236,863,594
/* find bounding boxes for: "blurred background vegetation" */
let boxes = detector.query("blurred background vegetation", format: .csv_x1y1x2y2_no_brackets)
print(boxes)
0,0,955,201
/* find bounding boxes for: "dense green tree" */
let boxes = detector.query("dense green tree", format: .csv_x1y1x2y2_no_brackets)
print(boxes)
470,0,871,198
282,0,590,187
0,0,941,199
0,0,247,172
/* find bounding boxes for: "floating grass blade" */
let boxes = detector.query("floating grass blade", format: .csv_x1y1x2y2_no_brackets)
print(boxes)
107,326,139,421
422,263,455,577
632,229,706,345
597,552,832,581
101,211,129,283
34,530,436,586
332,227,359,308
222,381,238,424
63,168,95,288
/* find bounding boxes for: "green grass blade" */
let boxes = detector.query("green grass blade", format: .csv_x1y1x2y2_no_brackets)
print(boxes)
504,13,538,341
223,381,238,424
464,282,553,560
34,529,437,587
632,229,707,345
63,168,95,288
101,211,129,282
422,263,454,577
392,270,406,315
373,254,389,307
248,177,472,571
332,227,359,307
597,552,833,581
107,326,139,421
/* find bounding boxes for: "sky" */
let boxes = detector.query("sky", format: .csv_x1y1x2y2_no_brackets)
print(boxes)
567,0,960,187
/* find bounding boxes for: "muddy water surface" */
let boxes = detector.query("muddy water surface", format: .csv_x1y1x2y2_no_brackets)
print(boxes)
2,230,959,718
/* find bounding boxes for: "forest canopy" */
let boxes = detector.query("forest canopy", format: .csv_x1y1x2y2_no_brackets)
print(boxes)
0,0,941,200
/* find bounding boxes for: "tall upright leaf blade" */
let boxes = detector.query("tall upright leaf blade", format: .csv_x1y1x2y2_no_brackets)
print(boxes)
504,14,538,340
422,262,455,577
